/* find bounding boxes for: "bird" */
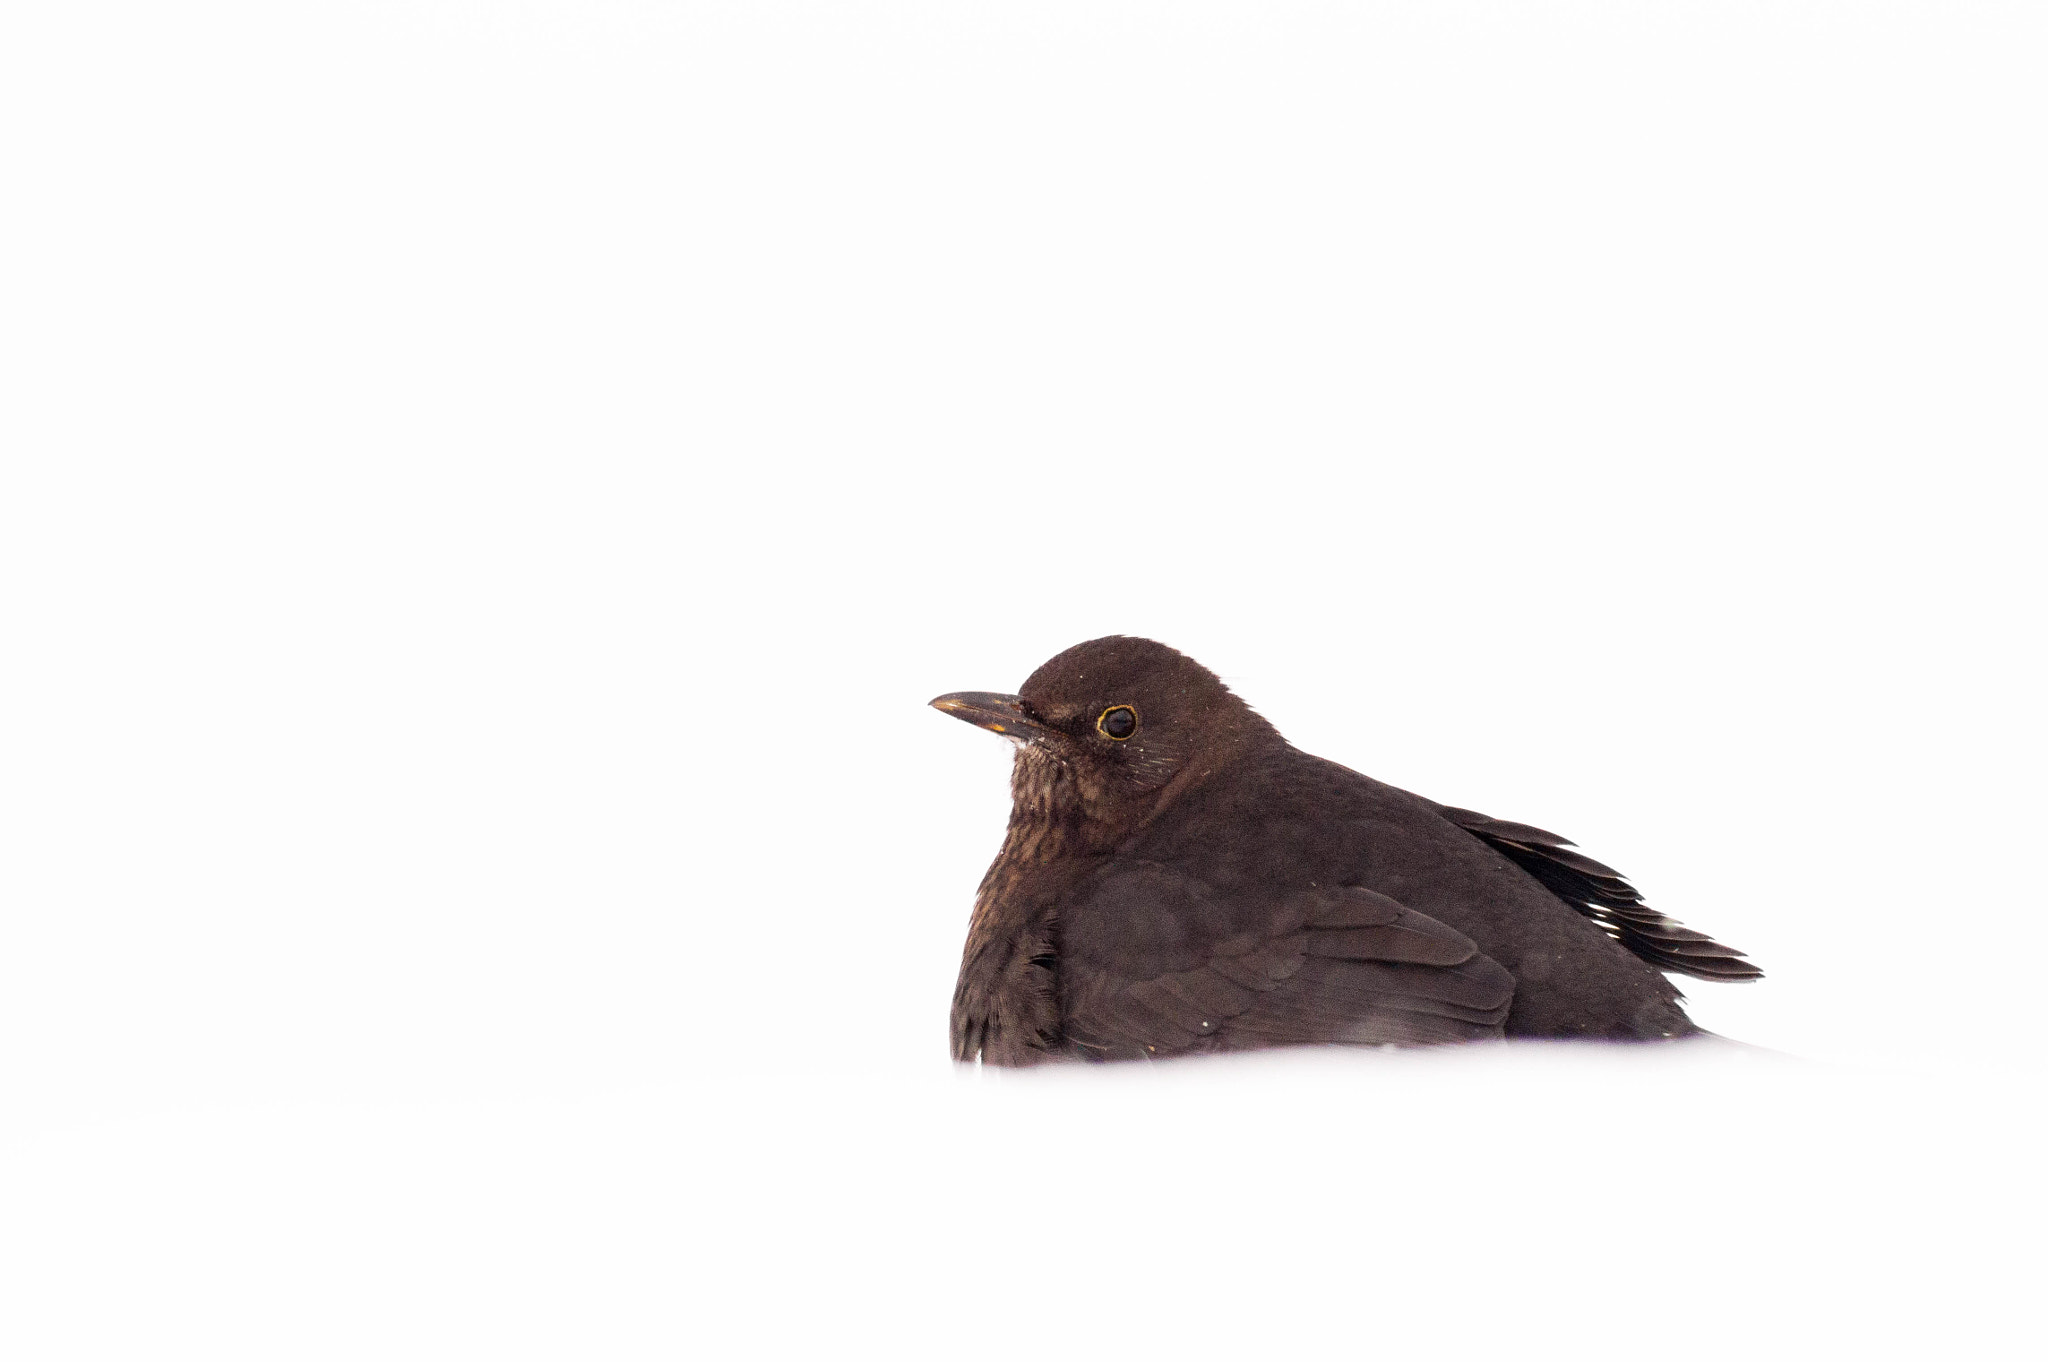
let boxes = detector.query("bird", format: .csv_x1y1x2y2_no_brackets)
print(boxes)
931,636,1761,1065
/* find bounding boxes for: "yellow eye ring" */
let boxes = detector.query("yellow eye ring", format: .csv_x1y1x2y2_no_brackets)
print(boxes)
1097,705,1138,740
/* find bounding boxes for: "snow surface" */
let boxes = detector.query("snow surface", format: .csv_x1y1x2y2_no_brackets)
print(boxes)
4,1047,2039,1357
3,3,2043,1357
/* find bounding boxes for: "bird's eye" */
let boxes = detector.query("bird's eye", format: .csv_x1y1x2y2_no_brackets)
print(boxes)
1097,705,1137,740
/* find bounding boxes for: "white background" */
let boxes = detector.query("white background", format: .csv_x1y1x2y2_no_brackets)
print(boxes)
3,3,2042,1358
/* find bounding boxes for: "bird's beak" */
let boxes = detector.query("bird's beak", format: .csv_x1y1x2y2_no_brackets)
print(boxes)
929,691,1053,742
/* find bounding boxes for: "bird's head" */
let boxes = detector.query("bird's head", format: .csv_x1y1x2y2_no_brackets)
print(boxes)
931,636,1277,833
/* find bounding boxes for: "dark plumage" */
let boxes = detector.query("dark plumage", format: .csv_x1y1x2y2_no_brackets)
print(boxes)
931,636,1760,1065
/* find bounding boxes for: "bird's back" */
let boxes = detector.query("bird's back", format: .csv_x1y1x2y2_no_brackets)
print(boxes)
1123,745,1696,1039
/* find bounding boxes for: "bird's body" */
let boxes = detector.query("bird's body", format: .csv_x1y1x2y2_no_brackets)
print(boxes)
935,637,1759,1065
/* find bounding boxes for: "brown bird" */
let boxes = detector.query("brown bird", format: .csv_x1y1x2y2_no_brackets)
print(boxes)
932,636,1760,1065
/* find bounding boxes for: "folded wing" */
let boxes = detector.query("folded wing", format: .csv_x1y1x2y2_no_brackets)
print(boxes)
1058,864,1515,1058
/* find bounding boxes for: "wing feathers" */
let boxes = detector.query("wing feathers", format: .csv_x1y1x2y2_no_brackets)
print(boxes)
1153,966,1261,1019
1228,957,1513,1045
1064,875,1515,1056
1306,914,1478,967
1299,885,1406,928
1206,941,1301,990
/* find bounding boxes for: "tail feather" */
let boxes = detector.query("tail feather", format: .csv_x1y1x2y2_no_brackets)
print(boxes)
1437,806,1765,984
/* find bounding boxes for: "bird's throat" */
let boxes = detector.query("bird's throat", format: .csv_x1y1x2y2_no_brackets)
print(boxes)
1001,743,1122,862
